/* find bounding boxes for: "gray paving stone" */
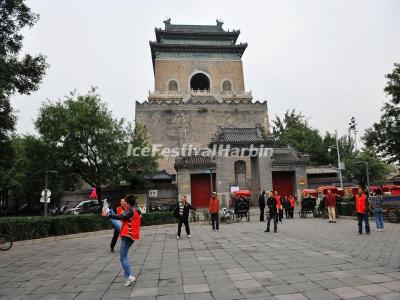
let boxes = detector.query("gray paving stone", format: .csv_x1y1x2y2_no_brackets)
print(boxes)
266,284,298,295
329,287,367,299
183,284,210,294
355,284,393,296
304,289,340,300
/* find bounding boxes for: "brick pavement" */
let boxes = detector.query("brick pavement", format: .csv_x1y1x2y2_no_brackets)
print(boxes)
0,217,399,299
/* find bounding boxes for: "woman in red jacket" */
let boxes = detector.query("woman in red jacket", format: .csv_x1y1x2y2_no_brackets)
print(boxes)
103,195,141,286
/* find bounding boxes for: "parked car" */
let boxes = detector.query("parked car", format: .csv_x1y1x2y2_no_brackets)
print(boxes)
66,200,100,215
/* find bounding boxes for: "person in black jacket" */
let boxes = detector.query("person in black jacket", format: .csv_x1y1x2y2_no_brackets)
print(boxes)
259,191,266,222
265,191,278,233
173,195,196,239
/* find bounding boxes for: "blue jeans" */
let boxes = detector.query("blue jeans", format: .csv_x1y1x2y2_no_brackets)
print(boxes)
357,213,370,234
374,208,384,229
120,237,134,278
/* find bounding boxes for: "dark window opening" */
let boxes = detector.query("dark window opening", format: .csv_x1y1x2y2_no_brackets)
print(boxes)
190,73,210,91
168,80,178,91
222,80,232,92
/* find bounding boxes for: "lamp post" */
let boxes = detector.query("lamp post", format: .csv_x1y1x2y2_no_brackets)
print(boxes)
328,130,343,189
44,170,58,217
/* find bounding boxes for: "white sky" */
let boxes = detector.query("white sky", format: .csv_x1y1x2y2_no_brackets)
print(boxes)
11,0,400,142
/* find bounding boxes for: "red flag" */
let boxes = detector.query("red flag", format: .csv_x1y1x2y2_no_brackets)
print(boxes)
89,187,98,200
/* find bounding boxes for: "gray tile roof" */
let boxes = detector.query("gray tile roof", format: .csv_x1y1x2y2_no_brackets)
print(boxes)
149,170,175,181
307,166,339,175
174,150,216,169
210,127,273,146
272,149,309,166
186,95,220,104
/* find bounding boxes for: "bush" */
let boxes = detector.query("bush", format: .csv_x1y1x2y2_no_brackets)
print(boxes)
0,211,177,241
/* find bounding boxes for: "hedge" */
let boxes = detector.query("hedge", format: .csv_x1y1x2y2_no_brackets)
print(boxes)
0,212,176,241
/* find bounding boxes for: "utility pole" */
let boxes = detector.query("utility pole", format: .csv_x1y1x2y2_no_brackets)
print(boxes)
335,130,343,189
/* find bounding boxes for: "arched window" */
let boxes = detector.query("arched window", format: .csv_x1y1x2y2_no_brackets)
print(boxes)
190,73,210,91
222,80,232,92
168,80,178,92
234,160,246,188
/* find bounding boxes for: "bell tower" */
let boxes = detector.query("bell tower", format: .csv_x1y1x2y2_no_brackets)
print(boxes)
148,19,252,102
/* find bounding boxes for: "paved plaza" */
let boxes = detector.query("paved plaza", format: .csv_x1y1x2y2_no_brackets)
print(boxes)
0,217,399,300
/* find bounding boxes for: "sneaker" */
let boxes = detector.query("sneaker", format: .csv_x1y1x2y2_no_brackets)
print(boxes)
377,229,381,232
102,199,110,213
215,229,219,232
381,228,384,231
375,228,379,232
358,232,362,235
177,236,180,240
329,221,332,223
124,275,136,287
333,220,336,223
264,229,270,232
187,235,191,238
110,247,114,253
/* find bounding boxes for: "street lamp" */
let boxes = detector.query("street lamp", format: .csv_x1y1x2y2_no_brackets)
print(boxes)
328,130,343,189
44,170,58,217
354,161,370,189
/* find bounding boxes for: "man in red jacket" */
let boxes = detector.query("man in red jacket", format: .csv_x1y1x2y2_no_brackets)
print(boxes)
355,187,370,235
103,195,141,286
209,192,220,231
325,189,337,223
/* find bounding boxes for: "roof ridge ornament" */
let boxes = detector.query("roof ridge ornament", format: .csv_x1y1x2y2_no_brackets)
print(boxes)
216,19,224,29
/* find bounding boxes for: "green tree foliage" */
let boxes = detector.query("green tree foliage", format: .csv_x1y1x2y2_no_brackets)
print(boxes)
0,0,48,195
35,88,158,199
272,110,335,165
4,135,80,213
344,149,394,186
364,63,400,165
273,110,392,185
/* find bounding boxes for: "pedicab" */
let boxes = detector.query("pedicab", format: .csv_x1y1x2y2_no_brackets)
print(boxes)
299,189,317,218
231,190,251,222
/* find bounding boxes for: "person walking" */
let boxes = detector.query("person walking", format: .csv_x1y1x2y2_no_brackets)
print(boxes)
265,191,278,233
103,195,141,286
274,191,283,223
110,198,127,252
369,189,384,231
209,192,220,231
325,189,337,223
259,191,266,222
289,195,296,219
354,187,370,235
283,196,290,219
174,195,196,239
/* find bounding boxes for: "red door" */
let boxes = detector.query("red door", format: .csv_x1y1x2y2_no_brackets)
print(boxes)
272,171,294,198
191,174,214,208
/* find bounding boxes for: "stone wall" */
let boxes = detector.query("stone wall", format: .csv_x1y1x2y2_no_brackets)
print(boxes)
136,101,269,173
154,59,245,94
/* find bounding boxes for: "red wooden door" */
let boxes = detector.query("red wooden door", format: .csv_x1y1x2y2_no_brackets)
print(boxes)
191,174,212,208
272,171,294,198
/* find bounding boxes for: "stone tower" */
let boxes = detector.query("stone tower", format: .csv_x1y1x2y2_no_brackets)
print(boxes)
136,19,270,173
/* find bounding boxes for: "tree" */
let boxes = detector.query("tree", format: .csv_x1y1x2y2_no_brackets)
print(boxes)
344,148,393,186
35,88,158,199
0,0,48,198
4,135,80,214
364,63,400,165
272,110,336,165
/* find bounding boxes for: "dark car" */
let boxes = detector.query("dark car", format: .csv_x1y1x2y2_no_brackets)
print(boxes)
66,200,100,215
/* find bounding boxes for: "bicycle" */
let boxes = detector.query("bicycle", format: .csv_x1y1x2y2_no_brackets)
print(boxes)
0,235,12,251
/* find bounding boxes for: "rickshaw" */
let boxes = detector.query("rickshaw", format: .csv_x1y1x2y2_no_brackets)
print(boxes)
232,190,251,222
299,189,317,218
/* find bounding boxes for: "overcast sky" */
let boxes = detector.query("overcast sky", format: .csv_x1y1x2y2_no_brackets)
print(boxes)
11,0,400,144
